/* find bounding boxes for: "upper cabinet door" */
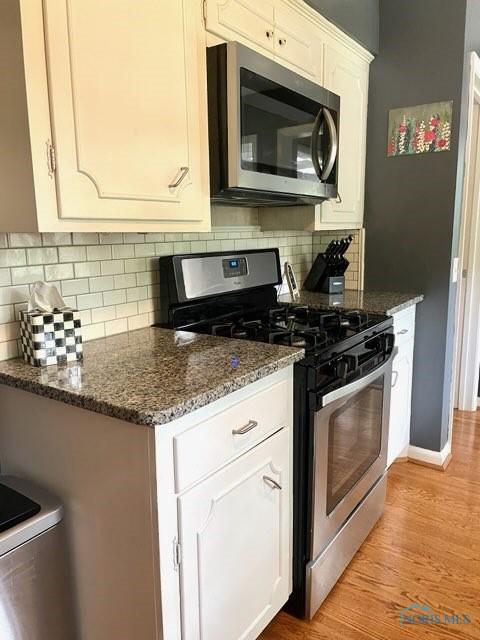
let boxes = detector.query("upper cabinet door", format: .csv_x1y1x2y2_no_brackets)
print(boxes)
320,38,369,226
273,3,320,80
178,428,291,640
205,0,275,56
42,1,209,226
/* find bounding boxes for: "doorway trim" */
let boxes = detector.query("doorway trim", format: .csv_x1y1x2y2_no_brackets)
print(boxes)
453,52,480,413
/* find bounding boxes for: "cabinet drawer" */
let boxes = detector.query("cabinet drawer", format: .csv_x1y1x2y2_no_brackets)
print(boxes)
393,307,416,347
173,379,289,492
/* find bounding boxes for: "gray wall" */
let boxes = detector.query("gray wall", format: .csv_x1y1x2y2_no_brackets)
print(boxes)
364,0,469,451
304,0,379,53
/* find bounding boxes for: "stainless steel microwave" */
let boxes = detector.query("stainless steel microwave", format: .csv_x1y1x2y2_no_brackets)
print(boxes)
207,42,340,207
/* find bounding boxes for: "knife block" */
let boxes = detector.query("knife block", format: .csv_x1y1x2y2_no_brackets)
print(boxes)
303,253,349,293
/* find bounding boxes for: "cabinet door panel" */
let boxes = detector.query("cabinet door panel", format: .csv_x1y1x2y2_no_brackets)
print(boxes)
273,4,319,79
205,0,275,56
321,40,368,226
179,428,290,640
43,0,208,223
388,338,414,466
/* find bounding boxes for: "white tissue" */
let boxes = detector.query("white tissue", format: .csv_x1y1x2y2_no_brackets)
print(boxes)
27,281,68,313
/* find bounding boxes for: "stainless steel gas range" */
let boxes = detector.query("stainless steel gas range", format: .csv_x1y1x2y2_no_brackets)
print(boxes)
158,248,395,620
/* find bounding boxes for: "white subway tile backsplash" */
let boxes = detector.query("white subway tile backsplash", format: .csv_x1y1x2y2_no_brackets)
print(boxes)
42,233,72,246
0,340,18,360
11,266,44,285
114,273,136,289
0,249,27,268
59,246,87,263
76,292,104,310
87,245,112,261
89,276,115,293
61,279,90,296
134,243,155,257
0,286,29,306
8,233,41,248
0,269,11,287
0,306,14,324
27,247,58,265
116,301,138,319
101,260,125,276
0,227,366,363
112,244,135,259
74,261,101,278
91,305,116,323
103,289,127,306
105,318,128,336
73,233,99,245
45,263,74,281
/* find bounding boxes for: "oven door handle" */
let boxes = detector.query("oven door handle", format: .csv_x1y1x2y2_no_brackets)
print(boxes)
320,347,398,408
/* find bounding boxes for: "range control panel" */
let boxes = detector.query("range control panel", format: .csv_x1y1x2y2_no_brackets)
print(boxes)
222,257,248,278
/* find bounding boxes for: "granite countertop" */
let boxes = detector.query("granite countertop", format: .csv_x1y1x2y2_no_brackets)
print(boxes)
278,289,424,316
0,327,303,427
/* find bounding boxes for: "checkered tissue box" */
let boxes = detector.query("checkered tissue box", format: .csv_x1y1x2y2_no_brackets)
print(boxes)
20,309,83,367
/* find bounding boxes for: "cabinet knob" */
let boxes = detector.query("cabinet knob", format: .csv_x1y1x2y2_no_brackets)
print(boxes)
397,328,408,335
263,475,282,490
168,166,189,189
278,37,287,46
232,419,258,435
266,30,274,39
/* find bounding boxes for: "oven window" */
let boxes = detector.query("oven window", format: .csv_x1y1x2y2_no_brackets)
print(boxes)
327,376,384,515
239,67,328,182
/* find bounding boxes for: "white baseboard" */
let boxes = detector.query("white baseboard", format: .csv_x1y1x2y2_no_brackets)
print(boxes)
408,440,452,467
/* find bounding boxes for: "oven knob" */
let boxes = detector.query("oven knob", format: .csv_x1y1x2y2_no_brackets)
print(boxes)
333,359,348,379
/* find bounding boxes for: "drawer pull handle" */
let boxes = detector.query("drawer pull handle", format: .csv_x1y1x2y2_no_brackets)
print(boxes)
263,476,282,490
397,328,408,335
278,37,287,46
392,371,399,387
232,419,258,435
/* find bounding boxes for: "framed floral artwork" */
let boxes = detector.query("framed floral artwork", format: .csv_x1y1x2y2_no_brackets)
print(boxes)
387,101,453,156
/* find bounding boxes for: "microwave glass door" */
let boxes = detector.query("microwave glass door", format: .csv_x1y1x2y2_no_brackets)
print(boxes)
239,68,334,184
326,376,384,514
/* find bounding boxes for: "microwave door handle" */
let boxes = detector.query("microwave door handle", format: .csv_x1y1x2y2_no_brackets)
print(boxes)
320,348,397,408
310,108,324,182
320,108,338,182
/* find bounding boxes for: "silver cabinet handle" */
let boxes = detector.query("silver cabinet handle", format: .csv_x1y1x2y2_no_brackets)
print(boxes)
278,38,287,46
232,419,258,435
392,371,399,387
266,30,274,39
397,328,408,335
263,476,282,490
168,166,189,189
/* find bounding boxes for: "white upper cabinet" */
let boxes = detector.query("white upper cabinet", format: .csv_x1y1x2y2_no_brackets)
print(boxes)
2,0,210,232
319,37,369,227
204,0,276,56
272,3,319,79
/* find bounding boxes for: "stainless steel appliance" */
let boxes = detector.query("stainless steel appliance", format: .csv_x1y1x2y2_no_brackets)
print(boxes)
158,249,394,619
207,42,340,206
0,476,76,639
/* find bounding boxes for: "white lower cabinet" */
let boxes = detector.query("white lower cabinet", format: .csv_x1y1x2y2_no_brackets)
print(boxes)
387,308,416,466
179,428,291,640
155,367,294,640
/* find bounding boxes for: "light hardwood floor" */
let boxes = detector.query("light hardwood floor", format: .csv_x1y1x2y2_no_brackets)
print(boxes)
260,410,480,639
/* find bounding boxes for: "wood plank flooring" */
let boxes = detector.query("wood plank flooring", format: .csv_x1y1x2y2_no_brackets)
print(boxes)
260,410,480,639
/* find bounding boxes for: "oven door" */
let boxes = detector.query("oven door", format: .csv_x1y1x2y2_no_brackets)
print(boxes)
310,353,393,560
226,43,339,199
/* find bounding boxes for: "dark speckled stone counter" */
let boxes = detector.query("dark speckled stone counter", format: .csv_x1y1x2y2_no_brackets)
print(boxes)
278,290,423,316
0,327,303,427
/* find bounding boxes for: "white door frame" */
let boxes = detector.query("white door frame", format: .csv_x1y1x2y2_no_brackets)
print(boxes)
453,52,480,413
